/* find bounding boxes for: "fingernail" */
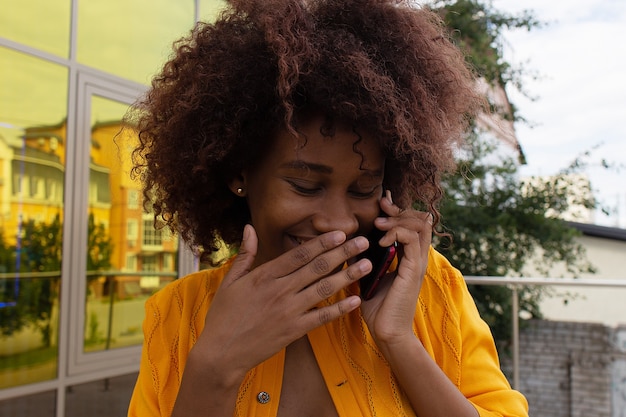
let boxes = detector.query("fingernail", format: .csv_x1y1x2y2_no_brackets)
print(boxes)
348,296,361,308
332,231,347,244
355,236,369,250
358,260,371,273
385,189,393,204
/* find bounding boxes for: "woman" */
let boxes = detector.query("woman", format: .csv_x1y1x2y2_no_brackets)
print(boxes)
127,0,529,416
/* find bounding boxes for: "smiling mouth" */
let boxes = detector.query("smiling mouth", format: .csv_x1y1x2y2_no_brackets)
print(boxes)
289,235,307,245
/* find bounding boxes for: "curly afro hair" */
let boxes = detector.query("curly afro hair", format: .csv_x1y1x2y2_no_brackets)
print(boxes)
130,0,483,262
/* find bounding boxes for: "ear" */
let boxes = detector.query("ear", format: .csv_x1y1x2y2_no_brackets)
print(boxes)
227,172,247,197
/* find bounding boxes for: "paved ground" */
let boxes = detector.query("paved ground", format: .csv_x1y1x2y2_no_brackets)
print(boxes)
0,372,137,417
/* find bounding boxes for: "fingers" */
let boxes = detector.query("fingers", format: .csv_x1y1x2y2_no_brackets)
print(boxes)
377,198,433,248
288,235,371,303
375,191,432,277
248,229,369,337
302,255,371,300
228,224,258,282
382,189,404,217
242,229,370,307
380,214,432,258
272,231,369,281
278,230,348,274
304,295,362,328
419,212,434,247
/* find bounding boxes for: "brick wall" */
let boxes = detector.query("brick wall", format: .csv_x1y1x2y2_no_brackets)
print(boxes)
503,320,626,417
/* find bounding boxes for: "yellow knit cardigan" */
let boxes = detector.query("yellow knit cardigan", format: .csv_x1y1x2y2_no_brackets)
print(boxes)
128,247,528,416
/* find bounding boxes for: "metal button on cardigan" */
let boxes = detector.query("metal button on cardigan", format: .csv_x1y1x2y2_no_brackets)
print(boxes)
257,391,270,404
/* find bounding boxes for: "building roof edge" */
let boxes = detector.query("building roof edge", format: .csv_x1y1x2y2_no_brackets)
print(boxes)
567,221,626,242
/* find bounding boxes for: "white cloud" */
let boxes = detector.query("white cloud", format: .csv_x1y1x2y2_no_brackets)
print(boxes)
493,0,626,227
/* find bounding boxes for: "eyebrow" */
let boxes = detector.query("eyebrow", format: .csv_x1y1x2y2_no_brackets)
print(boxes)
279,160,383,177
280,160,333,174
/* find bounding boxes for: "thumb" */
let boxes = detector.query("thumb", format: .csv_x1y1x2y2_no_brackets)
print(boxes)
229,224,258,280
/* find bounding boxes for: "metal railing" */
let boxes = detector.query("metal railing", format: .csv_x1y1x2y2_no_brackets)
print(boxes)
2,272,625,405
463,276,626,390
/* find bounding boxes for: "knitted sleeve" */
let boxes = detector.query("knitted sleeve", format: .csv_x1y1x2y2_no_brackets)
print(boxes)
127,293,172,417
127,266,226,417
451,269,529,416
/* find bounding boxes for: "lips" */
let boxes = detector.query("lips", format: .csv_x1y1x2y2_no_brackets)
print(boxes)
289,235,308,246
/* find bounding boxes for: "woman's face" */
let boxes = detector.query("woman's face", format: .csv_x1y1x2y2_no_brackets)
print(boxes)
241,114,385,266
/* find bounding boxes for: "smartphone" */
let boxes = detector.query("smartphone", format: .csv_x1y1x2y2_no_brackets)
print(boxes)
358,226,398,300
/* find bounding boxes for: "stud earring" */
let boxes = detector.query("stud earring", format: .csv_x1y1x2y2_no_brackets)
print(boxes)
236,187,244,195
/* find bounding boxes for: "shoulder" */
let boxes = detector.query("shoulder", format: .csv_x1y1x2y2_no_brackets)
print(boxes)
145,258,234,320
423,247,468,297
419,247,494,348
140,258,236,356
418,247,474,327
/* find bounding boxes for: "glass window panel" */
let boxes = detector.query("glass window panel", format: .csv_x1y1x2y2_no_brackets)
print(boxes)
83,95,177,354
77,0,195,85
0,47,67,389
0,47,68,128
64,373,137,417
0,0,71,58
0,389,56,415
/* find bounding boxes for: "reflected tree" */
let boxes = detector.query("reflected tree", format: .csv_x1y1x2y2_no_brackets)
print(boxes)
0,215,62,347
87,212,113,275
0,214,113,348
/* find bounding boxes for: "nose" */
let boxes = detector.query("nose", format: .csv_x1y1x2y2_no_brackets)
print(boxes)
312,195,360,237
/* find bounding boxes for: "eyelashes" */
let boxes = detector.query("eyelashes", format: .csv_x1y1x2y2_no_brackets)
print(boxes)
285,179,382,199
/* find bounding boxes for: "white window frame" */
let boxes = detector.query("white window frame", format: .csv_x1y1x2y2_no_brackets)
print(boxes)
65,72,147,376
65,72,197,378
0,4,201,412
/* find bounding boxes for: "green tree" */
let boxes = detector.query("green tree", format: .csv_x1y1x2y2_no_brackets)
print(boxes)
435,134,596,347
87,213,113,273
21,214,63,272
86,212,114,299
431,0,541,102
428,0,599,347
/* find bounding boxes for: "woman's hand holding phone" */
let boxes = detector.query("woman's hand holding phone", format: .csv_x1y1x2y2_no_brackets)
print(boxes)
359,191,433,349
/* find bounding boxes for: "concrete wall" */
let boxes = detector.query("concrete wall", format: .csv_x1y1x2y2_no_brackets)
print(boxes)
526,233,626,327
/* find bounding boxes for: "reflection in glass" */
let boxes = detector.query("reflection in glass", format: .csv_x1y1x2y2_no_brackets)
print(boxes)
77,0,195,84
0,0,71,58
0,47,67,389
64,373,138,417
0,389,56,415
83,96,177,353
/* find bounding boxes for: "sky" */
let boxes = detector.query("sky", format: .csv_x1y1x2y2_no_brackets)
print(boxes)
492,0,626,228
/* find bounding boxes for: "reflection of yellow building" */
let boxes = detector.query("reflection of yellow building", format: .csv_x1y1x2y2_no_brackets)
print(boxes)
0,121,66,243
0,119,177,297
1,0,224,407
90,121,178,297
